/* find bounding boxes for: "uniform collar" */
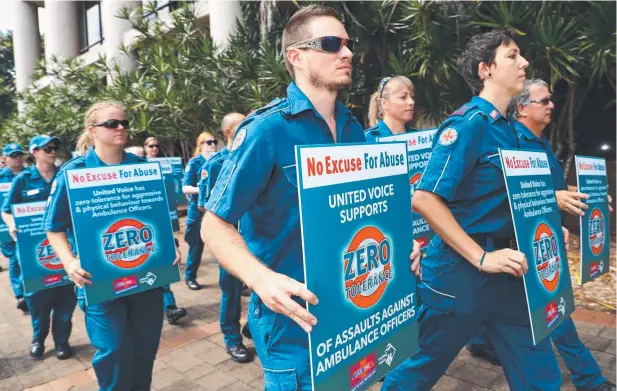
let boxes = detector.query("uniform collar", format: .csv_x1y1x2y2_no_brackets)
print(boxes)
85,147,130,166
286,82,354,119
514,121,549,143
28,165,42,180
378,119,414,135
471,96,506,123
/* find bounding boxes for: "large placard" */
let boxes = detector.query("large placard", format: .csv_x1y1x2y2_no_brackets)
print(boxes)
500,149,575,345
148,157,187,207
296,142,418,391
13,201,72,292
575,156,611,284
0,182,13,243
378,129,437,249
65,162,180,305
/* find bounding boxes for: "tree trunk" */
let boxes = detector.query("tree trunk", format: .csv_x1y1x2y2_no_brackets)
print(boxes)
563,85,576,177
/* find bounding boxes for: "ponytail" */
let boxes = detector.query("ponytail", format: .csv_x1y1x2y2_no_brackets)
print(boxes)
367,91,382,127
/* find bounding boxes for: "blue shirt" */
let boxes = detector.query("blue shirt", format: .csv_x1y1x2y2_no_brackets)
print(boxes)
514,121,567,191
417,96,519,240
2,165,56,213
182,155,207,204
0,167,20,185
198,148,229,209
205,82,365,285
43,147,145,233
364,119,416,142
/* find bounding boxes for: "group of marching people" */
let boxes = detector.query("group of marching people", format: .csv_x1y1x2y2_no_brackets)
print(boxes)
0,4,614,391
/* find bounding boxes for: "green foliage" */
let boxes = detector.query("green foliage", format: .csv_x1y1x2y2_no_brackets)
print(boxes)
1,1,614,164
0,31,16,128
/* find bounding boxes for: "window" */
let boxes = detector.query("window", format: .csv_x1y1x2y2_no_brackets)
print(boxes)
142,0,182,22
80,1,103,53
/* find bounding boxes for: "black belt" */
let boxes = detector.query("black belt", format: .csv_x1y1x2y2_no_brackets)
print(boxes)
471,234,517,251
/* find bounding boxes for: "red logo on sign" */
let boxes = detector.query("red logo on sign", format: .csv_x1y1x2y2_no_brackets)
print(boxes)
588,208,605,256
37,239,64,270
546,301,558,327
103,219,156,269
350,353,376,391
44,274,62,286
344,227,393,308
533,223,561,292
113,276,138,294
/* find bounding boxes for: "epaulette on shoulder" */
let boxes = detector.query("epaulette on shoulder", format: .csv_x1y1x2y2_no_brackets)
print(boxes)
364,125,379,136
251,98,285,118
61,155,86,170
450,104,478,117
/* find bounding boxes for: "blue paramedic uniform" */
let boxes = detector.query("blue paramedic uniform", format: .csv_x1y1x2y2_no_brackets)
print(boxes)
382,96,561,391
364,119,416,142
0,165,24,300
199,148,245,348
2,164,77,349
182,154,207,282
43,147,163,391
205,82,365,390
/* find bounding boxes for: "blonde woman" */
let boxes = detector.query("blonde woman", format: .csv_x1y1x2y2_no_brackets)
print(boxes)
181,131,217,290
365,76,416,142
43,101,181,391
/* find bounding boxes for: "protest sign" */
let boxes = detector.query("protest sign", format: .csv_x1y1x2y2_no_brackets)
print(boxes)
13,201,72,292
149,157,186,206
575,156,611,284
378,129,437,249
500,149,574,344
296,142,418,391
65,162,180,305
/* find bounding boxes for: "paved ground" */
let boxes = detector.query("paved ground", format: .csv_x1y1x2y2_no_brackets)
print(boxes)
0,237,614,391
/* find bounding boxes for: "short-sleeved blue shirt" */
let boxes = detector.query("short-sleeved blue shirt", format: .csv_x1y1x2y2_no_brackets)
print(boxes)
364,119,416,142
417,96,519,240
182,155,207,204
2,165,56,213
205,82,366,284
198,148,229,209
514,121,567,191
43,147,144,233
0,167,20,185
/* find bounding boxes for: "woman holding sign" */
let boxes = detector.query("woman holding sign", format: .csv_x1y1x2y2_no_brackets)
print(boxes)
365,75,416,142
43,100,182,391
181,131,217,290
1,135,77,360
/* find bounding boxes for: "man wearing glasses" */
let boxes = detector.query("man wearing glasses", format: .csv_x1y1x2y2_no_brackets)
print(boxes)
201,5,366,390
467,79,616,391
0,143,27,313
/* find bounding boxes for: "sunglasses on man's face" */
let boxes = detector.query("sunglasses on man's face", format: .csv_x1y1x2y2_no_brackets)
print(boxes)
529,97,552,106
37,145,58,153
287,36,354,54
92,119,130,129
147,144,160,149
7,153,23,158
202,140,218,146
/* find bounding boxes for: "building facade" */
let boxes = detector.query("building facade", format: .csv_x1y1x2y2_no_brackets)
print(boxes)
12,0,242,96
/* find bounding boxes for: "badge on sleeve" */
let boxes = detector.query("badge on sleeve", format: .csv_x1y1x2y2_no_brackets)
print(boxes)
438,127,458,146
50,180,57,195
230,128,247,152
200,169,208,180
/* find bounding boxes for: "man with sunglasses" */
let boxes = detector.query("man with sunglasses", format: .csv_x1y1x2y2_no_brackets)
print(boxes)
466,79,616,391
201,5,366,390
0,143,27,312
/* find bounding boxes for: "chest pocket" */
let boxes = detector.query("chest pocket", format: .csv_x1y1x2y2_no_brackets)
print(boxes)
282,165,298,189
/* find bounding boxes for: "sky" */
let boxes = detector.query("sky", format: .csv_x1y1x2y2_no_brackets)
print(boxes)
0,2,46,33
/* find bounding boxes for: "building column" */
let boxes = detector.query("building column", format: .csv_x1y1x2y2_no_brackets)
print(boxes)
12,1,41,93
44,0,80,65
101,0,138,76
209,0,242,49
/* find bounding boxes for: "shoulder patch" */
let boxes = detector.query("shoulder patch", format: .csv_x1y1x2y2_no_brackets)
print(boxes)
200,168,208,180
230,128,247,152
489,109,499,119
50,180,57,195
438,127,458,147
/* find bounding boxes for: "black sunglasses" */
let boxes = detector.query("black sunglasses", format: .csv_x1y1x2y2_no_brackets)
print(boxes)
287,36,354,54
7,152,23,158
37,145,58,153
202,140,218,146
147,144,160,149
529,98,552,106
92,119,130,129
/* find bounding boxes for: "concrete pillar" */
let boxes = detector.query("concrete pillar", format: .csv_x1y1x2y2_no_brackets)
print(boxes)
209,0,242,49
44,0,80,64
101,0,138,74
12,1,41,92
